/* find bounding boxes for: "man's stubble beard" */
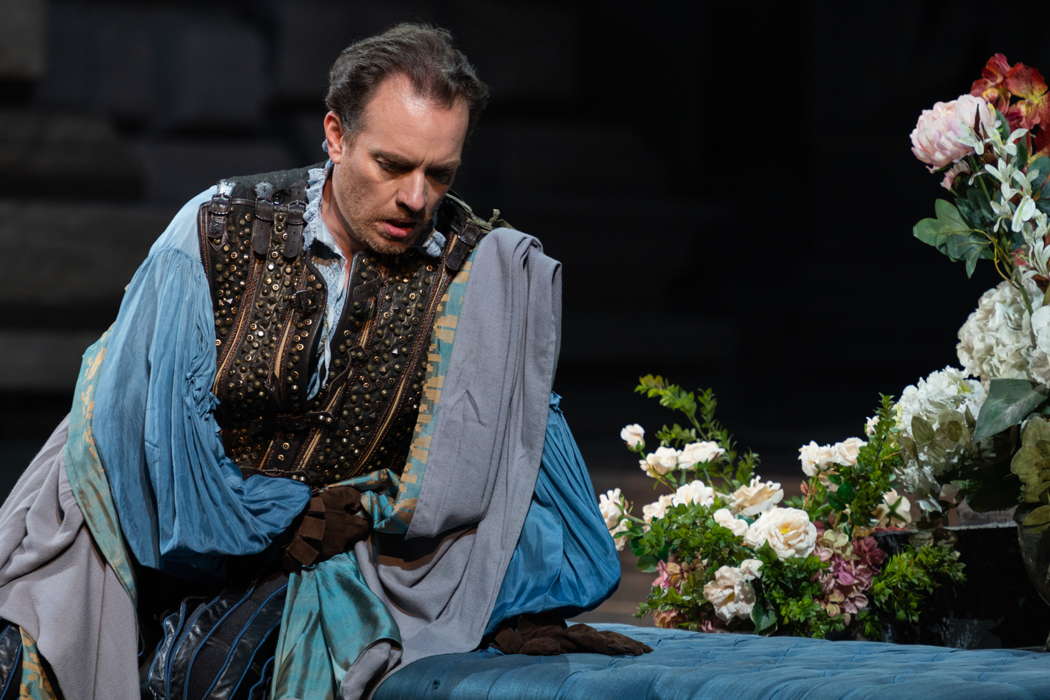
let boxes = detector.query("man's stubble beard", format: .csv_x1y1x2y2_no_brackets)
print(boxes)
339,186,435,257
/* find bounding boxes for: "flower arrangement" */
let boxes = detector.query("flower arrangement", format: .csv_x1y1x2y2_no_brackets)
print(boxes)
903,54,1050,525
602,376,964,638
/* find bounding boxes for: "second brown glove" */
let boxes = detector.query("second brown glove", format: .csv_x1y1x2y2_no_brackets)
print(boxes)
490,612,652,656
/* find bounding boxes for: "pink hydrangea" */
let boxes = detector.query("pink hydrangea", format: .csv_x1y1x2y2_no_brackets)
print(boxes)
653,609,685,629
815,535,886,623
910,94,995,170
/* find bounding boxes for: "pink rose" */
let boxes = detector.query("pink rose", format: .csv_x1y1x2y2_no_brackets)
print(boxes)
910,94,996,170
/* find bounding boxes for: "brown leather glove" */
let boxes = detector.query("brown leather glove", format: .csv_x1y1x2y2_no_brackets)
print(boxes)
490,612,652,656
282,485,371,572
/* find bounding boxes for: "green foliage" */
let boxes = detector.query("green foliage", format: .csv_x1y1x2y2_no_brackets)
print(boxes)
634,502,754,624
860,541,966,639
974,378,1048,441
954,177,997,232
913,199,992,277
635,375,757,490
1032,156,1050,217
753,546,844,638
805,395,903,534
630,502,748,576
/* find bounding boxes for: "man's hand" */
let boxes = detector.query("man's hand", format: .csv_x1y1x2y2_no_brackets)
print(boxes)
282,485,371,571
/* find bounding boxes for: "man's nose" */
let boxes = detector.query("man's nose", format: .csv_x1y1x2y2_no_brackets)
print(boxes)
397,171,427,215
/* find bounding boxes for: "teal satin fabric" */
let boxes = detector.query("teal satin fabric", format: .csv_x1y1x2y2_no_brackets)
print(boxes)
273,552,401,700
485,393,621,633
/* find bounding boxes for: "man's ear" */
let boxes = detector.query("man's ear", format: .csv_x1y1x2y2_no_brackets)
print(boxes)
323,111,346,162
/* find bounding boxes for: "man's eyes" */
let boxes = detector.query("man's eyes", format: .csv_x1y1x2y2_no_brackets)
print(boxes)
376,158,454,185
429,169,455,185
377,158,409,174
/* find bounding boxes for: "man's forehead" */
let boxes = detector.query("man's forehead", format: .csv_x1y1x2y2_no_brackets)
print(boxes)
353,73,469,158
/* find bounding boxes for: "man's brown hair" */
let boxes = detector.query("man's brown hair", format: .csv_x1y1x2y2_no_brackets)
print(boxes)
326,23,489,137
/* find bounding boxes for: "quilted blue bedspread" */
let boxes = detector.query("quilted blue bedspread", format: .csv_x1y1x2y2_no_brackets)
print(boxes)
373,623,1050,699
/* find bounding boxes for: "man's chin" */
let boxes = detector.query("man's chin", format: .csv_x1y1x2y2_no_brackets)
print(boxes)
367,233,417,256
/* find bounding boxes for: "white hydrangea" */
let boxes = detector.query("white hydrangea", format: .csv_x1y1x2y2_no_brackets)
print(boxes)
1030,305,1050,387
896,367,985,437
894,366,987,509
957,279,1039,384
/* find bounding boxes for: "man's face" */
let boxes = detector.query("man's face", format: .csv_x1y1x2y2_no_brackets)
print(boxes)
323,73,469,257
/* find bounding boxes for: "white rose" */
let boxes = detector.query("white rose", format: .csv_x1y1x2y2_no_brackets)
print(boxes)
739,558,763,580
672,479,715,507
713,508,748,537
678,440,725,468
798,441,826,477
610,521,629,551
620,423,645,448
728,477,784,517
832,437,866,466
874,489,912,527
744,507,817,559
640,446,679,477
598,488,624,530
703,565,757,622
642,493,675,523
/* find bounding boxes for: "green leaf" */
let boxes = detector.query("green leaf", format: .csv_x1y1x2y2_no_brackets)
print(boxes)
1011,416,1050,502
911,415,935,444
974,378,1048,441
750,593,777,634
955,184,995,231
1028,156,1050,180
1022,504,1050,528
913,200,990,277
996,109,1011,140
1017,136,1029,168
938,418,964,446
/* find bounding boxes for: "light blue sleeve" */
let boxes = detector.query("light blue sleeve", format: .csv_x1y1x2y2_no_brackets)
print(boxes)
92,190,310,577
485,393,621,632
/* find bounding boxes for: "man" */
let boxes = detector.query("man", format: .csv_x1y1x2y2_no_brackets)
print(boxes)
0,22,644,700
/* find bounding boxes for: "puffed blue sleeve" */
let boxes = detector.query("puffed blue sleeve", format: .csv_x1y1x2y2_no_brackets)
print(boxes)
91,192,311,577
485,393,621,632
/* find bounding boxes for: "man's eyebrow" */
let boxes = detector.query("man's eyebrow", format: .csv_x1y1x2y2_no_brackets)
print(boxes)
372,149,460,171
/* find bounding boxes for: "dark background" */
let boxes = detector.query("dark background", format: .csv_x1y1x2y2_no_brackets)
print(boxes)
0,0,1043,499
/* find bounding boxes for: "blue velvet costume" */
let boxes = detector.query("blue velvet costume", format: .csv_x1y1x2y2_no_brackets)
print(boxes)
68,175,619,696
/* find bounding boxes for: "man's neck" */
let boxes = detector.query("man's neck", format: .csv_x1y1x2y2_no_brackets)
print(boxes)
320,174,361,260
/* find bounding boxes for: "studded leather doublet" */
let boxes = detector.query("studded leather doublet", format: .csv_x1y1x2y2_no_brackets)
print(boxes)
197,166,488,488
